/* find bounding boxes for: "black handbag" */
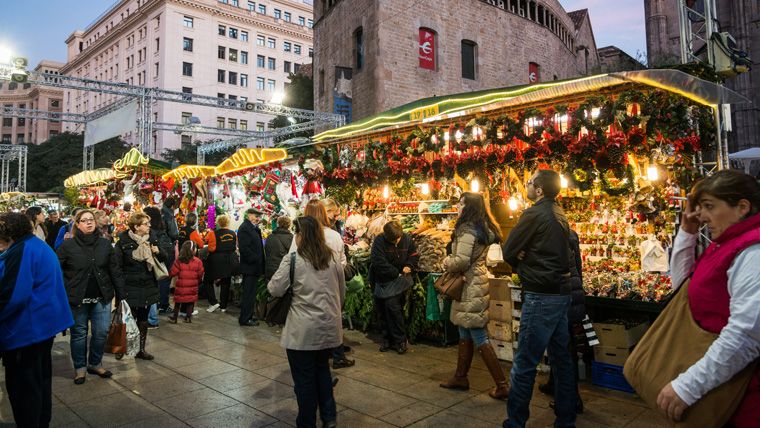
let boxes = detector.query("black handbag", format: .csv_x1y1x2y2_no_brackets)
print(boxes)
265,252,296,325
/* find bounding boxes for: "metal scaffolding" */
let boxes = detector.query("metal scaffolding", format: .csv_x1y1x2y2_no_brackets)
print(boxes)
0,145,28,193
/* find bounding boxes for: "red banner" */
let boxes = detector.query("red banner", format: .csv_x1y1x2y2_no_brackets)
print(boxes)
419,28,436,70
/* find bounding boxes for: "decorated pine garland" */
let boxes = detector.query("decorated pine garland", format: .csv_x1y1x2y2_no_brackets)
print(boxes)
600,164,636,196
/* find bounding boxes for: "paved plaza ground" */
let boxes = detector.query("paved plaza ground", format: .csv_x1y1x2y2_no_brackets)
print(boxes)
0,306,669,427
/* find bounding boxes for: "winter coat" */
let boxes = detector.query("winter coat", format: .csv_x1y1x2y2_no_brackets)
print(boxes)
267,252,346,351
169,257,204,303
161,205,179,242
45,219,66,248
57,230,124,306
114,230,167,309
289,227,347,268
238,219,265,276
368,234,419,287
567,230,585,324
0,234,74,352
445,224,498,329
154,228,176,272
206,228,239,280
178,225,204,249
502,197,571,295
264,228,293,282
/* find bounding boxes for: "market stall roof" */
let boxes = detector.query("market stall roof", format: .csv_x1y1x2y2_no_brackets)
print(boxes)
64,148,171,188
161,148,288,181
312,69,749,143
729,147,760,173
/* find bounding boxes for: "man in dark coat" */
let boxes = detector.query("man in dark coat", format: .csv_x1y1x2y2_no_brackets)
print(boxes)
264,216,293,283
44,211,66,249
161,197,179,243
237,208,265,326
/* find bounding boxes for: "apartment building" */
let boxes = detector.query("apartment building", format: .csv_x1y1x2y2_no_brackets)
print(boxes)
61,0,314,158
0,60,64,145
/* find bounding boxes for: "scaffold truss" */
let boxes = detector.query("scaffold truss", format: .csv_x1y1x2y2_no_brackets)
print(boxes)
0,145,28,193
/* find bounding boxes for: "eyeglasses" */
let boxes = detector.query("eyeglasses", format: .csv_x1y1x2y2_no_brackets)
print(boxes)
141,222,151,226
78,218,95,223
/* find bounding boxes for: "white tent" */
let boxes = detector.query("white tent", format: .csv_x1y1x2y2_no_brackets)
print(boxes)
728,147,760,174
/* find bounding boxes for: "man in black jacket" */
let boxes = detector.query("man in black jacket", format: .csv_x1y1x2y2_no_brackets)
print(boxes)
501,169,576,428
161,197,179,243
238,208,265,326
44,211,66,249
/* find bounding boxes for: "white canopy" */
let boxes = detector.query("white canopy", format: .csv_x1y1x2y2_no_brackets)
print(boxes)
728,147,760,174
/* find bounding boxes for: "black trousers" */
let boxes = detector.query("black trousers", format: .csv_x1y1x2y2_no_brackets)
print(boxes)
238,274,260,324
375,294,406,347
286,348,337,427
218,278,231,309
1,337,55,428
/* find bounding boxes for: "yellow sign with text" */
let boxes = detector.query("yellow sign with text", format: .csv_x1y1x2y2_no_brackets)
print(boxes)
409,105,440,121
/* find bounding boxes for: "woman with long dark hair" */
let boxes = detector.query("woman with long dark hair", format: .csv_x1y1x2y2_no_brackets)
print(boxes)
440,192,509,400
57,209,123,384
268,216,345,428
26,206,47,241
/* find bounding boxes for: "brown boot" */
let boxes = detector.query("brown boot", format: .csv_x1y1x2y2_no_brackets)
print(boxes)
479,343,509,400
440,340,474,390
136,321,154,360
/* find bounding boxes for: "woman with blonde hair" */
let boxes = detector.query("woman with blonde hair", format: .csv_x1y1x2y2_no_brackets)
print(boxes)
205,214,239,312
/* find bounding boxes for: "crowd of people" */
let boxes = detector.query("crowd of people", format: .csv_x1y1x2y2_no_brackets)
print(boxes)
0,168,758,427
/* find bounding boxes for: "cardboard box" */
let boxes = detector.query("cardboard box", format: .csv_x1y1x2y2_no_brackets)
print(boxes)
593,346,632,366
487,320,512,342
510,287,522,302
489,300,512,322
512,319,520,334
491,339,514,361
594,321,650,348
488,277,512,302
512,308,522,319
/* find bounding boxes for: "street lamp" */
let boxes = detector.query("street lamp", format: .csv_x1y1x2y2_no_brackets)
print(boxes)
271,91,285,104
0,46,12,64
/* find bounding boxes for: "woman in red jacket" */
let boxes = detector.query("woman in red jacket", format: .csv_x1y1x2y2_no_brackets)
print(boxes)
168,241,204,323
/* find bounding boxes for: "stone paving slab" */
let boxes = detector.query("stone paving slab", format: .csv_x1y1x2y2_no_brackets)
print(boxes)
0,304,671,427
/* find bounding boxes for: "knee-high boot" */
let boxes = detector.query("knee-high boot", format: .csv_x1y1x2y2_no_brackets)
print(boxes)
136,321,154,360
440,340,474,390
478,343,509,400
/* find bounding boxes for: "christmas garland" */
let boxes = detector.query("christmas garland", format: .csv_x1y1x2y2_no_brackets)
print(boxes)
600,165,636,196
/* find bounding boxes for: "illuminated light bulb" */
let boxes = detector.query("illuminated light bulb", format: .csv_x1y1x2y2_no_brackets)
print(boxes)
431,134,438,145
472,126,483,141
455,130,463,143
471,179,480,193
443,131,450,142
421,183,430,195
647,165,659,181
560,175,568,189
508,197,519,211
123,194,135,204
383,185,390,199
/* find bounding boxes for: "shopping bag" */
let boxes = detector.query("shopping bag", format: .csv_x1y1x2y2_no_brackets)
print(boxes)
486,243,504,266
104,305,127,354
346,273,365,294
152,257,170,281
120,301,141,357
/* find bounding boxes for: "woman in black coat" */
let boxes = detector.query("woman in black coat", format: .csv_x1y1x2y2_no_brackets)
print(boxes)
264,215,294,282
144,206,175,314
114,211,168,360
57,209,123,384
206,214,239,312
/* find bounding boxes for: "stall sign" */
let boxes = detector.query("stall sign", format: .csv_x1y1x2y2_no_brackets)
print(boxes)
64,168,117,188
419,28,436,70
113,148,150,177
215,148,288,175
410,104,440,121
161,165,216,181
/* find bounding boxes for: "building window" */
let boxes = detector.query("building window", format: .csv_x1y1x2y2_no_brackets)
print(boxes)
309,48,313,58
257,55,265,67
240,120,248,130
267,79,275,91
183,16,193,28
247,1,255,11
218,46,226,59
258,4,266,14
241,31,248,42
308,19,313,28
229,27,238,38
284,61,291,73
461,40,477,80
267,38,276,49
156,37,160,51
51,100,61,108
284,41,291,52
256,35,265,46
182,86,193,101
294,63,301,73
274,9,281,19
229,71,238,85
183,37,193,51
240,73,248,87
182,62,193,76
268,57,276,70
217,93,225,105
256,122,265,131
298,16,305,26
241,51,248,64
181,112,192,124
294,44,301,55
16,134,24,144
217,117,225,128
229,48,238,62
218,25,226,36
354,27,364,70
218,69,226,82
1,135,10,143
231,0,238,6
256,77,265,90
155,62,159,76
228,118,237,129
228,95,237,101
284,12,291,22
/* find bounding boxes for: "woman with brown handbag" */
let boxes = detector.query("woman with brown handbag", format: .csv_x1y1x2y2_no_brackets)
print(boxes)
657,170,760,426
439,192,508,400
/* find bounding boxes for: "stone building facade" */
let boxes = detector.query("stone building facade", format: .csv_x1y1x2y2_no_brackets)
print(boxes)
645,0,760,152
0,61,64,145
61,0,314,158
313,0,600,122
598,46,646,73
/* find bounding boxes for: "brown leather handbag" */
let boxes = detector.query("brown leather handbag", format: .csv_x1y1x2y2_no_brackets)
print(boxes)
104,308,127,354
435,245,487,301
623,279,758,427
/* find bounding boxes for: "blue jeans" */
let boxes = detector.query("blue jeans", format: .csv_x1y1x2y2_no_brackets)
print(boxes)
286,348,337,427
505,292,576,428
148,303,159,326
458,326,489,347
69,301,111,373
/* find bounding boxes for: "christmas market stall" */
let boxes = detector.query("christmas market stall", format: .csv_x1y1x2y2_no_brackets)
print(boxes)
297,69,747,356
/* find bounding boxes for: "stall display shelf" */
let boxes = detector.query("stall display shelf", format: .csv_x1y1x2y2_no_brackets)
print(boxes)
585,296,666,314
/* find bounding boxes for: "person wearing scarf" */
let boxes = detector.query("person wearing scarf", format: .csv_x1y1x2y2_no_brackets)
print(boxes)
57,210,124,384
114,212,167,360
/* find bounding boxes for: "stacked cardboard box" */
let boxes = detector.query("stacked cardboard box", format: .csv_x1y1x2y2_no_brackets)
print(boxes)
592,321,650,366
487,277,514,361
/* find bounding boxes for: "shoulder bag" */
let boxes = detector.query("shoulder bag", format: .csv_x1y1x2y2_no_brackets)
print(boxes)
623,279,758,427
434,244,487,301
265,252,296,326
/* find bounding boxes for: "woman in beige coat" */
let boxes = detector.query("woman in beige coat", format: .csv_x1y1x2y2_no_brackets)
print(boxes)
268,216,345,428
440,192,509,400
